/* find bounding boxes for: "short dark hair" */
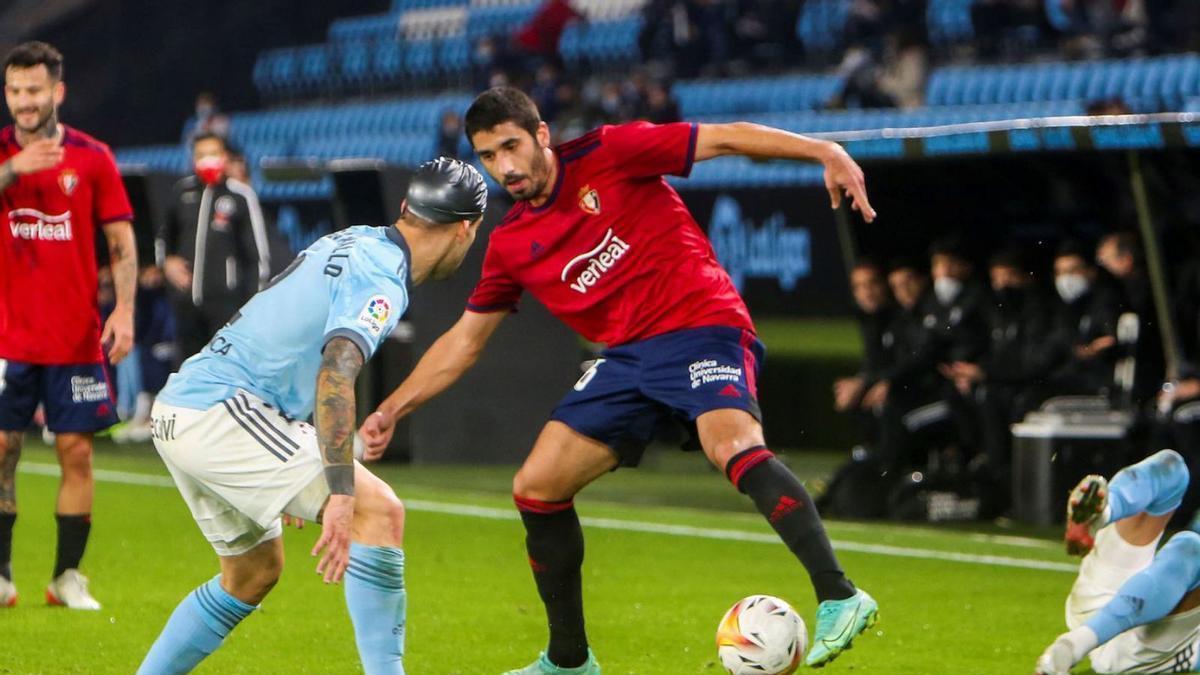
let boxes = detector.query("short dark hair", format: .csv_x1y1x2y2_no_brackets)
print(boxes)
888,257,924,275
1056,239,1092,263
1100,231,1140,257
191,131,227,151
464,86,541,143
929,235,970,263
852,257,885,278
988,246,1027,272
4,41,63,81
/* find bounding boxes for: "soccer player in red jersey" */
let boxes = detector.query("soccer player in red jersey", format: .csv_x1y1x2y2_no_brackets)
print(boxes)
361,87,878,673
0,42,136,610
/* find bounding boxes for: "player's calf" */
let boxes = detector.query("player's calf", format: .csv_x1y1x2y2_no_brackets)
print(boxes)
344,465,409,675
1066,450,1189,556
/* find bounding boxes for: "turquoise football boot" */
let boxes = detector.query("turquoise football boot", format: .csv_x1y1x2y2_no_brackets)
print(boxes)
502,649,600,675
805,589,879,667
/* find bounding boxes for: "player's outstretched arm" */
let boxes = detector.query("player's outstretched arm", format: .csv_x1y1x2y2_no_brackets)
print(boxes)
358,309,507,459
313,336,365,583
693,122,876,222
101,221,137,364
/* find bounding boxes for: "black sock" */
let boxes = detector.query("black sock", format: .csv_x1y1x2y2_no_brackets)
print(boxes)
53,514,90,578
727,447,856,602
515,496,588,668
0,512,14,581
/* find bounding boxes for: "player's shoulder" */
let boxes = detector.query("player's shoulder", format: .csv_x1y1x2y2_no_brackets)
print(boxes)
62,126,115,157
557,127,606,164
331,225,409,272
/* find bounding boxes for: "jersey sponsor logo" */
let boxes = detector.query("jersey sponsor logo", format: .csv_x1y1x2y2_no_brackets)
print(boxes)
358,295,392,337
70,375,109,403
577,185,600,215
688,359,743,390
560,228,631,294
58,169,78,195
8,208,73,241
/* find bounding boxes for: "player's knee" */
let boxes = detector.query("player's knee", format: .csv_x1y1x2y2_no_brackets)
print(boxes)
57,438,93,479
0,432,20,465
1165,530,1200,561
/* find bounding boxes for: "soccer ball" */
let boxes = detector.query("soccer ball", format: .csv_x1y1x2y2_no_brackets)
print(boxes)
716,595,807,675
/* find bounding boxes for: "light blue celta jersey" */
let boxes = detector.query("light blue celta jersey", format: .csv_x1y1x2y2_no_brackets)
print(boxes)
158,225,410,420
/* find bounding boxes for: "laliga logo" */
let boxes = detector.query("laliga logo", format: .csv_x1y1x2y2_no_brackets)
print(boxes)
707,195,810,292
560,228,631,294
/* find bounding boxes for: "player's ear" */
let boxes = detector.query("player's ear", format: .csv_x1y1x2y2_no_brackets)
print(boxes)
536,121,551,148
53,81,65,106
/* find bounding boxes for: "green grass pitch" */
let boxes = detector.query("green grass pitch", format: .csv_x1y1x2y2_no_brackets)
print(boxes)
2,441,1095,674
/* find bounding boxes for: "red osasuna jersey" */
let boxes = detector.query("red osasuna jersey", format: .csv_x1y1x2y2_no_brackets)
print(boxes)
467,122,754,346
0,125,133,364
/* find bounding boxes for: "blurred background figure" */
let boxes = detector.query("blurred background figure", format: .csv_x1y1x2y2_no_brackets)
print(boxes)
158,131,270,364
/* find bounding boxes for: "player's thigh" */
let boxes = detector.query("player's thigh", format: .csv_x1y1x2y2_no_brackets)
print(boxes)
549,352,665,469
513,421,620,501
218,536,285,605
41,363,118,433
635,326,767,468
0,360,42,433
152,393,322,552
696,408,766,469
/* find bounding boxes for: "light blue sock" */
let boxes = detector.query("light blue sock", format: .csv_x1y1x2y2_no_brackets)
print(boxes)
137,575,256,675
345,543,406,675
1085,531,1200,644
1106,449,1189,523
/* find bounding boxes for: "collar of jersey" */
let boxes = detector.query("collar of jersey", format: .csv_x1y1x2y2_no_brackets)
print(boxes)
385,225,414,288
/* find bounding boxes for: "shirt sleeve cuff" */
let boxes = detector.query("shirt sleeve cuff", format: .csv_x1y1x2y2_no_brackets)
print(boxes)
98,213,135,227
466,302,517,314
323,328,372,362
680,123,699,178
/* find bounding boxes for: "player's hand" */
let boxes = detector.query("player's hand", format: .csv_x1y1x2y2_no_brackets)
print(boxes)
101,305,134,364
1075,335,1116,360
821,142,876,223
9,137,64,175
312,494,354,583
358,411,395,462
861,380,890,409
833,376,864,411
163,256,193,292
283,514,305,529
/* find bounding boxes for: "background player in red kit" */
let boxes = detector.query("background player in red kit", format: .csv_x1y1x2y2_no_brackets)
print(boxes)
0,42,136,610
360,87,878,673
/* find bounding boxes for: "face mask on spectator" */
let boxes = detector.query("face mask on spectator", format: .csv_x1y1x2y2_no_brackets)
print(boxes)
1055,273,1090,303
933,276,963,305
195,155,226,185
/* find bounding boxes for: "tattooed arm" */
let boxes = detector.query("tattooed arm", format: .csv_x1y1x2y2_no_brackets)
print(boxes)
311,336,364,583
315,337,364,494
100,221,137,364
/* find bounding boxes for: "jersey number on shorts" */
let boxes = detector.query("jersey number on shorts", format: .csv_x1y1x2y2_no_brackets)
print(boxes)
574,359,606,392
0,359,6,395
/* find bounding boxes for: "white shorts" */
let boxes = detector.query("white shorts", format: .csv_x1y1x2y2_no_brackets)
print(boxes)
1067,526,1200,673
151,392,331,556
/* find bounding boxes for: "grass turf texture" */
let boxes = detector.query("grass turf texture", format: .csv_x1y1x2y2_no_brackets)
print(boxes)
2,441,1094,674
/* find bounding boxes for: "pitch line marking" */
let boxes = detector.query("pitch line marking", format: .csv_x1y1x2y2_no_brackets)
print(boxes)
19,462,1077,574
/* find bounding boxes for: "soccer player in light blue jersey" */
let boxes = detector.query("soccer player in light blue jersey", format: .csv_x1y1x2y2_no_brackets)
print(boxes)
1036,449,1200,674
135,157,487,675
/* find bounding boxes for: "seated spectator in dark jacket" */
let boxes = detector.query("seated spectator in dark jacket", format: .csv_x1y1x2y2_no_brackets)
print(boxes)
860,260,951,473
1033,240,1121,400
942,248,1052,511
834,259,897,446
1096,231,1165,405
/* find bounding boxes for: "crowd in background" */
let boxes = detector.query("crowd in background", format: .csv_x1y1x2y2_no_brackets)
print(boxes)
824,232,1200,522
